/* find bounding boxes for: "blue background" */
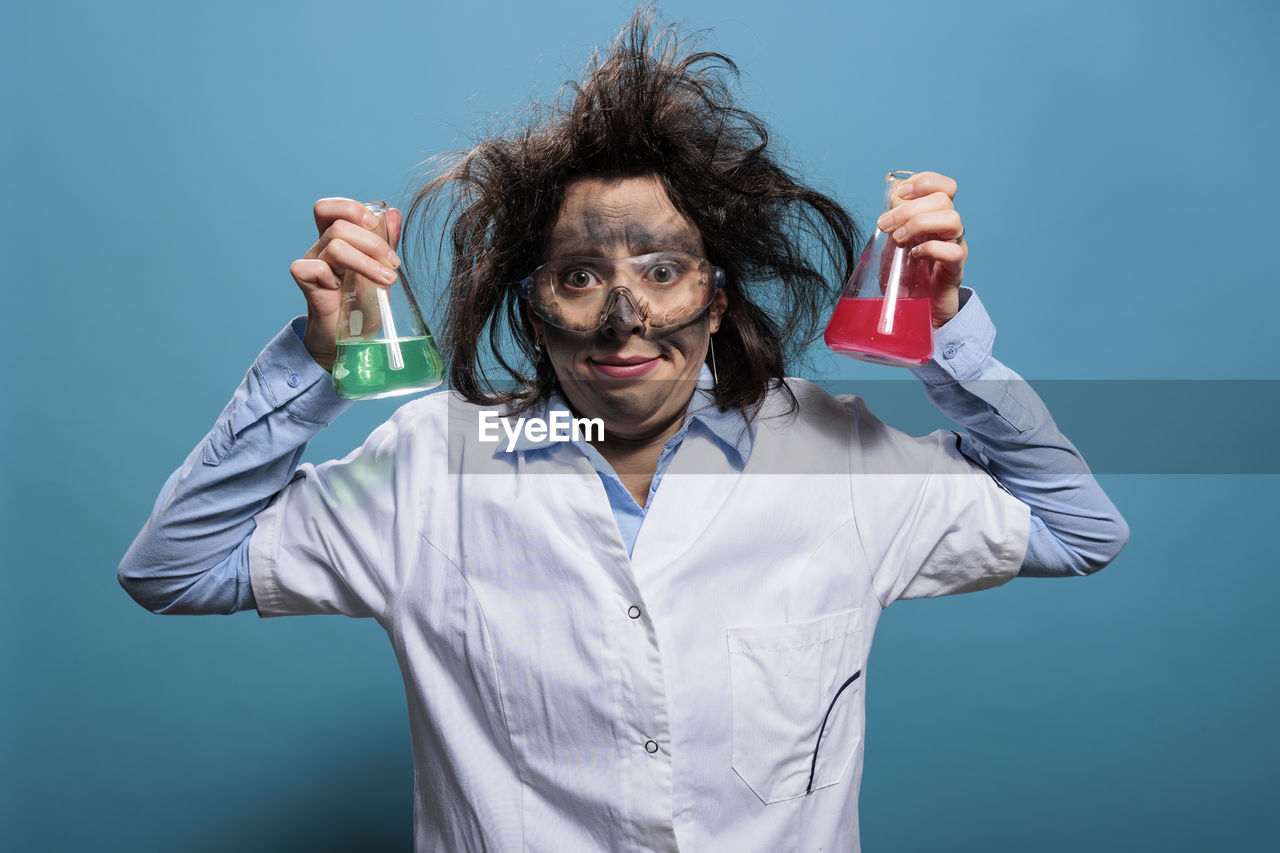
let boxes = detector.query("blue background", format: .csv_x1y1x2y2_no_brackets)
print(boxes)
3,0,1277,849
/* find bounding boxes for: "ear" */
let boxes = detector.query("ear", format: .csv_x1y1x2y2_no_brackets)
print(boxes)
709,289,728,334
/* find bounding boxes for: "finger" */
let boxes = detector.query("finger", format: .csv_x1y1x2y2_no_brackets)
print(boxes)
891,209,964,246
318,237,399,286
307,218,401,269
877,191,954,232
290,258,342,290
312,197,380,237
896,171,958,203
909,239,967,265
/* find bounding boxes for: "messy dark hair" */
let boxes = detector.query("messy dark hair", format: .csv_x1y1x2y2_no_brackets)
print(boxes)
402,7,861,416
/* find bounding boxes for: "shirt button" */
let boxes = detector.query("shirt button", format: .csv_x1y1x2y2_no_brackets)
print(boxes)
942,344,959,360
627,605,641,619
644,739,659,754
286,373,301,388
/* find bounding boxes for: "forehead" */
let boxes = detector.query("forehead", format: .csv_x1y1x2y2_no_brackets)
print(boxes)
545,174,704,257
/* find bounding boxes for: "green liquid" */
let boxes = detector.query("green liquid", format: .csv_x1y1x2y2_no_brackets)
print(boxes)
332,336,445,400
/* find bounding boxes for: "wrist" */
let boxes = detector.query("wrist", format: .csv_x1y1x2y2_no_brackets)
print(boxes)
931,287,961,330
302,312,336,373
913,286,991,383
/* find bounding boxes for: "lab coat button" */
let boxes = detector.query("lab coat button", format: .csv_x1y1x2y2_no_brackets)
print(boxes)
644,739,659,754
627,605,641,619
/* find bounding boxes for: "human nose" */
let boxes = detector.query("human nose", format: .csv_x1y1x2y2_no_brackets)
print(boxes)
598,286,647,338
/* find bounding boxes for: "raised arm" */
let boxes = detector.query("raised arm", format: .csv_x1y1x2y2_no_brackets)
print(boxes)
117,319,351,612
911,289,1129,576
878,171,1128,576
118,199,404,613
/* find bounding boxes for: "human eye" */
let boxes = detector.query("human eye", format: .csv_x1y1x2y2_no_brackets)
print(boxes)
644,258,687,285
558,266,602,291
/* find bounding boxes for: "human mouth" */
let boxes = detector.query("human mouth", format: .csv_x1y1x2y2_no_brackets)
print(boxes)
589,355,662,378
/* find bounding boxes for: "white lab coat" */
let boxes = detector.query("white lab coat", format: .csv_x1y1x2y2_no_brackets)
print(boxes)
249,377,1029,852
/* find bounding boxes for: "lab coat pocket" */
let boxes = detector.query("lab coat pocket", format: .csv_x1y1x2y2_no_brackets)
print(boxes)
727,608,865,804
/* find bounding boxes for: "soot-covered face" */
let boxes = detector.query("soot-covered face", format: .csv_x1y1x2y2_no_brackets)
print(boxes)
530,174,726,443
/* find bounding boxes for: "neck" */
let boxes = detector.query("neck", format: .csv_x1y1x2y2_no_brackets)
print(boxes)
591,413,687,509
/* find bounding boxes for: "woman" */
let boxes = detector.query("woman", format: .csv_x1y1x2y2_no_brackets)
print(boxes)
120,12,1127,852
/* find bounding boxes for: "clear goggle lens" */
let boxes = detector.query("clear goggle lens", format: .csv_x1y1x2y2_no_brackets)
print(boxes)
520,252,725,332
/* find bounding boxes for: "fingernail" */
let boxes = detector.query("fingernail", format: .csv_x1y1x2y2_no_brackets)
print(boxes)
363,213,378,228
380,267,397,283
893,227,907,242
387,251,401,269
877,213,892,230
898,182,914,199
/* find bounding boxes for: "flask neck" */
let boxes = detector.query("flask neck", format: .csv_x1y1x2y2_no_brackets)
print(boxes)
880,171,916,214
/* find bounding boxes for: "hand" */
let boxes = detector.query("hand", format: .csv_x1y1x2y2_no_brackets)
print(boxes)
875,172,966,329
289,198,404,371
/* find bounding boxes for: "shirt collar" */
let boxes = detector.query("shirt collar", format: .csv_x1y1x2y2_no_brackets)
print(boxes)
508,365,752,464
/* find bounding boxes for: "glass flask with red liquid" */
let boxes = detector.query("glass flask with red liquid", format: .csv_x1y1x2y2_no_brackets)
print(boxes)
824,171,936,367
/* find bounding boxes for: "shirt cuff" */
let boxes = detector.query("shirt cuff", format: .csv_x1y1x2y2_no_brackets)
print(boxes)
909,286,995,385
255,316,351,424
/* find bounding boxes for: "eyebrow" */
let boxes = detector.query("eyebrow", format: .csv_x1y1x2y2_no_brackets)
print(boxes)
546,222,703,258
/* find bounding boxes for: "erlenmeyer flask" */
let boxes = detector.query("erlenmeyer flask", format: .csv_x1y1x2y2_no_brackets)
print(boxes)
824,171,935,367
332,201,446,400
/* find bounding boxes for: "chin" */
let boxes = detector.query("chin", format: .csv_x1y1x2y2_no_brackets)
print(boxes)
588,389,665,424
570,385,672,434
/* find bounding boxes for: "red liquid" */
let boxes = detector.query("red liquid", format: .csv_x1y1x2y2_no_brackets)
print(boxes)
824,297,934,366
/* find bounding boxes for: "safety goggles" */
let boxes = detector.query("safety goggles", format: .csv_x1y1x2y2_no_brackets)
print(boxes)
519,251,726,332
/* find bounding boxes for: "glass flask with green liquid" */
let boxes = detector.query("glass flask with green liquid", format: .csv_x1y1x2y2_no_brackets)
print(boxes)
332,201,445,400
